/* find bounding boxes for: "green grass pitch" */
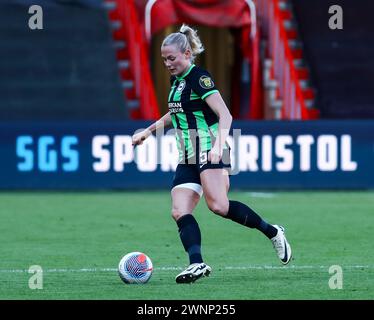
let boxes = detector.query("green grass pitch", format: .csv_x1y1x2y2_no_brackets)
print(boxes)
0,191,373,300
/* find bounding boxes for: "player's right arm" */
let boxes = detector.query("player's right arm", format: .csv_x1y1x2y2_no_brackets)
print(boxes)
132,112,172,146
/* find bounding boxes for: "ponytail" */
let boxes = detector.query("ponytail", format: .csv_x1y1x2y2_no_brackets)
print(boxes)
161,24,204,62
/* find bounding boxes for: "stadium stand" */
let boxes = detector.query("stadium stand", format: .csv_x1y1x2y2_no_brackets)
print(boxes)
0,0,128,120
105,0,160,120
3,0,371,121
256,0,320,120
291,0,374,118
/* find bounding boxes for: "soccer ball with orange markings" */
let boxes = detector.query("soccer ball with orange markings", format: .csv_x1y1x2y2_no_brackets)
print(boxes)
118,252,153,284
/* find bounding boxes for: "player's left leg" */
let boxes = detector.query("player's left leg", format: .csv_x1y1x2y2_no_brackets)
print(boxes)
200,169,292,265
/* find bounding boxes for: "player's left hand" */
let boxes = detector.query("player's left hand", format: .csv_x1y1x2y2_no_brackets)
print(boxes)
208,144,223,164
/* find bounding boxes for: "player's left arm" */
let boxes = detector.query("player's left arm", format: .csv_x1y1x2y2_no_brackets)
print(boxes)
205,92,233,163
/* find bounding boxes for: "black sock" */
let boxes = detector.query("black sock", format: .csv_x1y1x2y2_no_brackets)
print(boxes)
176,214,203,264
226,200,277,239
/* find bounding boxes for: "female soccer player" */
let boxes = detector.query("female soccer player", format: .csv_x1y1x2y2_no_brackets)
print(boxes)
132,24,292,284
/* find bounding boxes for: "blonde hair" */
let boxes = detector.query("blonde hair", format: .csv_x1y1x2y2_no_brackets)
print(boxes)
161,24,204,62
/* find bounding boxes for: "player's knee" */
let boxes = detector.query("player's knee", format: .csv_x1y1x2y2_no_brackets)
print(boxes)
207,200,229,217
171,209,184,221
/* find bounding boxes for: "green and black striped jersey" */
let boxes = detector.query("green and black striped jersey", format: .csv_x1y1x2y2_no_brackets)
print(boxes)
168,64,226,160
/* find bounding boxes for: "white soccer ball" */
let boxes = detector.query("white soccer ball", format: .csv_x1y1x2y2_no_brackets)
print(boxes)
118,252,153,284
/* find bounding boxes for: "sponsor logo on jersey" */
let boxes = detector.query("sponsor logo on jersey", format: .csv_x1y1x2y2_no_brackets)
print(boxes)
168,102,184,114
176,80,186,92
199,75,214,89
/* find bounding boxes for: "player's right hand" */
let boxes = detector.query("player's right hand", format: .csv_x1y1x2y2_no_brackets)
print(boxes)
132,129,151,146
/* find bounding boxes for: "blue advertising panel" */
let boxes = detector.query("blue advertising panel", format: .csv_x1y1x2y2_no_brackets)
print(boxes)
0,120,373,189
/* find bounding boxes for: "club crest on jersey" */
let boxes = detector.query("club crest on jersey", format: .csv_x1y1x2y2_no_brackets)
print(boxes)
199,76,214,89
176,80,186,92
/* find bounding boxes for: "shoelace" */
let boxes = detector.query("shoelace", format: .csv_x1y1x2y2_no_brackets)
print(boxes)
272,236,284,253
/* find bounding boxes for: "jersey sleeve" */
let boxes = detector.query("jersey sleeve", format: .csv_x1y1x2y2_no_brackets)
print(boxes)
190,69,219,100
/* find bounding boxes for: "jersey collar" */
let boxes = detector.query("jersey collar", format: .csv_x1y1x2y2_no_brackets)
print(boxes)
176,64,195,80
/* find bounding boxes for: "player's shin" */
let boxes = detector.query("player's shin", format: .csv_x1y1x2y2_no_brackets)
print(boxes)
176,214,203,264
225,200,278,239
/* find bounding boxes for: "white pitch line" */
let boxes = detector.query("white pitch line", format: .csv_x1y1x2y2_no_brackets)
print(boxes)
247,192,276,198
0,265,372,273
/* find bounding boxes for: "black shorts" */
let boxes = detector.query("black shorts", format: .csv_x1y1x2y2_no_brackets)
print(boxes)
171,148,231,189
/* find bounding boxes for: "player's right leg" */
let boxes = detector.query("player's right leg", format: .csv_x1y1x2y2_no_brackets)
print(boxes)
171,164,211,283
